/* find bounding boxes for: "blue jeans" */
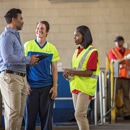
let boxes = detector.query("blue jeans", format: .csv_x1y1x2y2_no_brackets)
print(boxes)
24,86,54,130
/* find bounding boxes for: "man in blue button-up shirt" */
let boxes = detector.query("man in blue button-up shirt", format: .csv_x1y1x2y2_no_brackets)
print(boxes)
0,8,39,130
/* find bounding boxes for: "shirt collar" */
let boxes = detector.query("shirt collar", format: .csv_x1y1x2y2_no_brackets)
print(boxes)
115,46,125,51
5,27,19,36
77,46,84,50
77,44,93,50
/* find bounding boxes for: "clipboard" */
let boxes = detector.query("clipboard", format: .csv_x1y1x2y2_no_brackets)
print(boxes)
37,55,48,62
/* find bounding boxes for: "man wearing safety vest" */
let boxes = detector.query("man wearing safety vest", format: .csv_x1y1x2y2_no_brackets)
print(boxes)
108,36,130,120
63,25,100,130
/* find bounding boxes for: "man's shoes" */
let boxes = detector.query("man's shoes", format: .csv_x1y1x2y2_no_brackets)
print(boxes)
124,115,130,120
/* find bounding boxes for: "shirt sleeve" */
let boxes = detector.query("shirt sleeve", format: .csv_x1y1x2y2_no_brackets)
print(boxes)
86,51,98,70
51,45,60,62
24,42,29,56
0,34,30,65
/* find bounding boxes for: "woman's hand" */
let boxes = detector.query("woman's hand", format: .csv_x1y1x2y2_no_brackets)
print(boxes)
63,69,71,79
49,87,57,100
27,85,31,95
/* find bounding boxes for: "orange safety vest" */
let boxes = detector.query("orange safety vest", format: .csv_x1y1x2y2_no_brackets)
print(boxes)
111,48,130,78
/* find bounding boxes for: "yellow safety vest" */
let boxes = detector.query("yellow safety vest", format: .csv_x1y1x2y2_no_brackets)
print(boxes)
70,45,100,96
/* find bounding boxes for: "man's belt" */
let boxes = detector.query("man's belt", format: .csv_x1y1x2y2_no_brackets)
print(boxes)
2,70,26,77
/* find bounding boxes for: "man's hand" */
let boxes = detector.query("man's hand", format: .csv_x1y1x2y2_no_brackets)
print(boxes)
30,55,39,65
124,54,130,60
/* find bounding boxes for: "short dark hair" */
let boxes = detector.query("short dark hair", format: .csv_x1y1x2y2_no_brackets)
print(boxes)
4,8,22,24
114,36,124,42
76,25,93,49
36,21,50,32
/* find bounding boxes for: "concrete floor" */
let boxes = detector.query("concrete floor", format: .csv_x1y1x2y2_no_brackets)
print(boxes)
24,122,130,130
0,123,130,130
24,119,130,130
0,118,130,130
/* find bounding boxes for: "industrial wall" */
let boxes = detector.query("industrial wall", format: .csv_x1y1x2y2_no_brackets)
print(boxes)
0,0,130,68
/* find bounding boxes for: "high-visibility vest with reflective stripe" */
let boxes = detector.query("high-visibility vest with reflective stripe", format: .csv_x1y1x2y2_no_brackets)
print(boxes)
111,48,130,78
70,45,100,96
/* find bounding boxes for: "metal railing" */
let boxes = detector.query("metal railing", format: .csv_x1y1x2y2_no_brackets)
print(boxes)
98,67,118,125
98,70,107,125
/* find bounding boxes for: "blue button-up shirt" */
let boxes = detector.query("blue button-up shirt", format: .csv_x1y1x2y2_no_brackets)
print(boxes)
0,27,30,72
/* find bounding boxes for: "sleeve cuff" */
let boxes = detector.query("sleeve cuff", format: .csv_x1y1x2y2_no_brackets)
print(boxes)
26,56,31,64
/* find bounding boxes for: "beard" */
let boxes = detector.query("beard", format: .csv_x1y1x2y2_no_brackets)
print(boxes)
16,23,23,30
17,26,22,30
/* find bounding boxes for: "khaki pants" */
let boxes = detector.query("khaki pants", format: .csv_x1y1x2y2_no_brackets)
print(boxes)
0,72,27,130
72,92,90,130
116,78,130,116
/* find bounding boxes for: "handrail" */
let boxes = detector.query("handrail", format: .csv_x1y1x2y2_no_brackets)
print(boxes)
98,71,103,124
55,97,96,100
98,65,118,124
55,97,72,100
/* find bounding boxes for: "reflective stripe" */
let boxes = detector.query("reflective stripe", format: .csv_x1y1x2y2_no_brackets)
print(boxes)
112,48,120,59
71,68,81,70
91,75,99,79
119,64,127,68
71,47,99,80
119,64,130,69
69,74,99,82
78,47,99,79
126,48,129,55
70,68,99,79
78,47,95,69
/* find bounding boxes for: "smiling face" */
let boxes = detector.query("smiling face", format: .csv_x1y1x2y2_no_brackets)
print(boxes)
35,22,48,39
74,29,84,46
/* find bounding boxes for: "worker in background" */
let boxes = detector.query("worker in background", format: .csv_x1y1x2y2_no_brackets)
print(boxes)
108,36,130,120
63,25,100,130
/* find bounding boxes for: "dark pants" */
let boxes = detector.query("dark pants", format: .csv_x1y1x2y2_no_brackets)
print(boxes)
24,86,54,130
